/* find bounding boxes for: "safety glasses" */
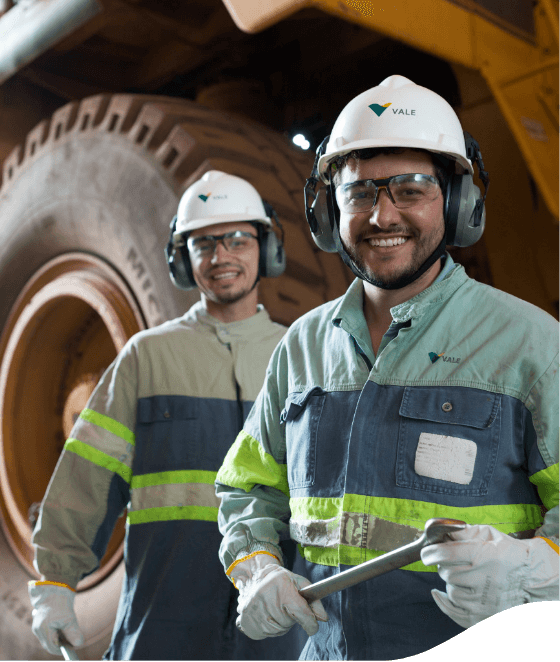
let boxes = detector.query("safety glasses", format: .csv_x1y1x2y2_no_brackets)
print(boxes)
187,230,258,257
336,173,440,213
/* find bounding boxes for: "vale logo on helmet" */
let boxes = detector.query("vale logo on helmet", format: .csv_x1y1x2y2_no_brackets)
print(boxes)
368,102,416,117
198,192,227,202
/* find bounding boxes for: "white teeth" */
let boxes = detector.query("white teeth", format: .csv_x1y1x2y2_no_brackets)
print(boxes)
369,236,408,247
213,272,239,280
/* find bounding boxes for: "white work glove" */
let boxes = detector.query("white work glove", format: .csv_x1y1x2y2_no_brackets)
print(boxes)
230,552,328,640
28,581,84,656
421,524,559,629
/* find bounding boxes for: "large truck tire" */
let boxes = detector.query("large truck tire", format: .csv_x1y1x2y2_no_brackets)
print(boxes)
0,94,353,660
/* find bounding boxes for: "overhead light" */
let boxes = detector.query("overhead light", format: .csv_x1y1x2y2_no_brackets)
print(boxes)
292,133,310,150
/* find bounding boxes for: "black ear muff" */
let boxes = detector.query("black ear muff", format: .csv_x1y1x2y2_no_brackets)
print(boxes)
305,135,338,253
165,215,198,290
259,202,286,278
445,132,489,248
445,174,486,247
259,228,286,277
309,186,337,253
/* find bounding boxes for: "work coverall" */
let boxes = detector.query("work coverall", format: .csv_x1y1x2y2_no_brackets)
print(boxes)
217,255,559,660
33,302,304,660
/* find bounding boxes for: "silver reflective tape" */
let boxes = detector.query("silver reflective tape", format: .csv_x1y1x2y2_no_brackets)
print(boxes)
290,515,342,548
70,418,134,469
290,512,422,553
130,482,220,512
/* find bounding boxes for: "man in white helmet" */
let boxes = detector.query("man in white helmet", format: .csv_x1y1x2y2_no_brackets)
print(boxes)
215,77,559,659
28,170,305,659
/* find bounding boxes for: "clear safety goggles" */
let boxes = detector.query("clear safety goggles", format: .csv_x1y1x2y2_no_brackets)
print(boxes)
335,173,440,213
187,230,258,257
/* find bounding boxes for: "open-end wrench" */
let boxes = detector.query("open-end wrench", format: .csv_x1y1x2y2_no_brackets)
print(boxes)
299,518,466,602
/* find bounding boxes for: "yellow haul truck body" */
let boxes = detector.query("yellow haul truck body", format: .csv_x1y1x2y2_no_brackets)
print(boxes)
0,1,557,658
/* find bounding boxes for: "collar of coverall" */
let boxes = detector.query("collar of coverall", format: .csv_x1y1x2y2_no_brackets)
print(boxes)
331,254,467,329
187,301,272,339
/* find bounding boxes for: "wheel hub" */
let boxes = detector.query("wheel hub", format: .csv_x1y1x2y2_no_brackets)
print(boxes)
0,253,145,588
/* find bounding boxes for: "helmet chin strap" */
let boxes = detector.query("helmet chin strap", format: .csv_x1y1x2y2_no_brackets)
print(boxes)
327,179,447,291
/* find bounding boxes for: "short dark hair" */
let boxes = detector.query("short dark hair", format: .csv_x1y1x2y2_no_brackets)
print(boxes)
331,147,450,192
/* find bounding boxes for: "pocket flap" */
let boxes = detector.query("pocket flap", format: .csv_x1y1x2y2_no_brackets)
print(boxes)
137,395,199,423
399,386,500,429
280,386,326,423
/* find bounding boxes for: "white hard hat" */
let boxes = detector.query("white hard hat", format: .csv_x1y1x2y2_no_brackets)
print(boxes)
173,170,271,243
317,75,473,182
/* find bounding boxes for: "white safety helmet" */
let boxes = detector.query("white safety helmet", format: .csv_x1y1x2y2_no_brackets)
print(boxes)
173,170,272,244
304,74,489,291
317,75,473,182
166,170,285,290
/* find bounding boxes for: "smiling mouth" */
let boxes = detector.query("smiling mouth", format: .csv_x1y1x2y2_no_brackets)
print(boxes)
367,236,409,247
211,271,241,281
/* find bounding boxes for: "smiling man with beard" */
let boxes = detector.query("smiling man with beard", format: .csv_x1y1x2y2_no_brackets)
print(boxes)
215,76,559,660
28,170,306,660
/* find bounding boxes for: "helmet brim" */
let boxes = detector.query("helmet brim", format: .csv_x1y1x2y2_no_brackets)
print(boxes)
173,214,272,243
318,138,473,183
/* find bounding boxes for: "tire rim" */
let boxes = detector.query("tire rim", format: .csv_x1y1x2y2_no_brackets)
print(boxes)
0,253,145,589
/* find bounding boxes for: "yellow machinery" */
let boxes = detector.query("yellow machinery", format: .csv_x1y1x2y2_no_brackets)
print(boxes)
224,0,559,219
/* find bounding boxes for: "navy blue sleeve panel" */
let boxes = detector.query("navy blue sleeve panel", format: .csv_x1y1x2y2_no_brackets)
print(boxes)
90,472,130,569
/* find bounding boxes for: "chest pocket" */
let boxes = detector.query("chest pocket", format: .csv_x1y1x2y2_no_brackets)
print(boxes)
134,396,201,475
281,386,326,490
395,386,501,496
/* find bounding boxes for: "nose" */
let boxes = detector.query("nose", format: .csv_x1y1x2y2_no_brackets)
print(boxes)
210,238,234,264
368,188,400,229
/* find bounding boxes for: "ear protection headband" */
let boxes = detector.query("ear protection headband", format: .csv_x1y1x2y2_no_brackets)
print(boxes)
304,132,489,253
258,201,286,278
165,201,286,291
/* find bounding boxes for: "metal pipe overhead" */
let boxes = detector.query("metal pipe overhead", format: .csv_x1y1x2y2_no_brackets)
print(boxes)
0,0,102,85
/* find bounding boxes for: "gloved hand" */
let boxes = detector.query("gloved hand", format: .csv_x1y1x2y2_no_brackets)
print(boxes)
28,581,84,656
230,552,328,640
421,524,559,628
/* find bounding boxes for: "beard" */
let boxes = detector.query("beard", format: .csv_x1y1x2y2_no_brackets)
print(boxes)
198,263,259,305
209,286,254,305
342,222,445,290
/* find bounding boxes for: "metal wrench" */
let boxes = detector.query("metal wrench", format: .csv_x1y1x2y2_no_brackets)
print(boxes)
57,633,80,661
299,517,466,602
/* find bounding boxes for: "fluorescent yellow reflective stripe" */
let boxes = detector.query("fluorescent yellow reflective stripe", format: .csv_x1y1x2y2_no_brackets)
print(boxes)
342,495,544,529
70,417,133,470
301,544,432,572
290,495,544,532
80,408,135,446
127,505,218,525
529,464,559,511
291,496,341,519
129,471,220,517
291,495,545,570
216,430,289,497
65,438,132,484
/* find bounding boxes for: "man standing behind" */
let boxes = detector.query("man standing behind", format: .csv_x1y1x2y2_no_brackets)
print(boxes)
216,76,559,660
28,170,303,660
